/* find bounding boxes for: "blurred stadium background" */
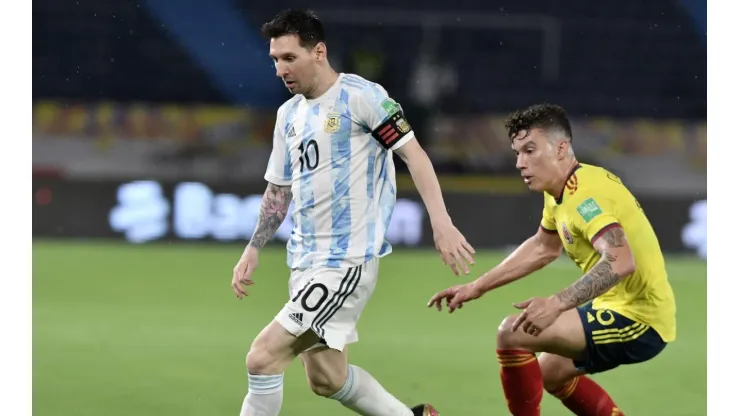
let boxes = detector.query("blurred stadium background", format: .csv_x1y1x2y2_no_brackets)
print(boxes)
32,1,707,415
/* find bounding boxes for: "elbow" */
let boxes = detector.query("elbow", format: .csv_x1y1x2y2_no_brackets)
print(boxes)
545,246,563,263
614,256,636,277
622,260,637,277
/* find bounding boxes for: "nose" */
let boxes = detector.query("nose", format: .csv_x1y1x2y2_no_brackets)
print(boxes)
275,61,288,78
516,153,527,170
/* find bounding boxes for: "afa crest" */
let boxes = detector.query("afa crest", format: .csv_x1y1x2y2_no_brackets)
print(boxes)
396,117,411,133
324,114,340,133
561,222,574,244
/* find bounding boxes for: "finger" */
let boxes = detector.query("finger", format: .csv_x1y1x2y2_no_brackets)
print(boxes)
232,282,246,298
438,250,448,266
521,319,531,334
452,250,469,275
429,293,448,311
511,313,526,332
446,254,460,276
513,299,532,309
459,245,475,266
427,293,443,308
463,240,476,256
448,295,460,313
236,281,249,297
448,294,461,312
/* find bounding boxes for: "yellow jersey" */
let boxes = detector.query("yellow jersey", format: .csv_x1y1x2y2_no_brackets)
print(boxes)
541,163,677,342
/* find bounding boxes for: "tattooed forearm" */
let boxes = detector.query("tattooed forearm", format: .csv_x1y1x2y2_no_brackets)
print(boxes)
555,255,622,310
248,183,292,249
554,226,632,311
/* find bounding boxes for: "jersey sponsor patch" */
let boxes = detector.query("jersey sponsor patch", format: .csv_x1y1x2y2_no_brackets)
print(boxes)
371,111,412,149
381,98,401,115
577,198,603,223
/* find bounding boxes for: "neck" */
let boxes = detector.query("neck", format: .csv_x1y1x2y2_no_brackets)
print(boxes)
304,67,339,99
546,158,579,198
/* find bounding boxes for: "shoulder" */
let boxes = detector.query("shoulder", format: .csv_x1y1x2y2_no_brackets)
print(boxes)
573,164,627,196
341,73,386,92
340,74,390,104
276,95,303,121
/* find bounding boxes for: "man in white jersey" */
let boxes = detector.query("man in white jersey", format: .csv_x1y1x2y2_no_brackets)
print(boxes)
231,9,475,416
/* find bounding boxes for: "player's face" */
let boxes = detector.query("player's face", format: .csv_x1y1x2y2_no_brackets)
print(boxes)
269,35,322,95
511,128,567,193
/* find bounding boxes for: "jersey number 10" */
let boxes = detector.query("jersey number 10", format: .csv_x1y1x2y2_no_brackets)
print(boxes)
298,139,320,172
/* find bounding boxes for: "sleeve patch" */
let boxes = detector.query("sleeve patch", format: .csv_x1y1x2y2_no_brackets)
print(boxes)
381,98,401,115
371,111,412,149
576,198,603,223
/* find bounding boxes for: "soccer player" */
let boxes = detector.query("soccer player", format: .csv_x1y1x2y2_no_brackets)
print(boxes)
427,104,677,416
231,9,475,416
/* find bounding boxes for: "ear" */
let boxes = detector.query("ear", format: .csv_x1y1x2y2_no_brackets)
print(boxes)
557,140,570,160
314,42,327,61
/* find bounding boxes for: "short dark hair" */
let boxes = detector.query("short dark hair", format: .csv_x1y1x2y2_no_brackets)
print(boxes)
504,103,573,142
261,9,325,49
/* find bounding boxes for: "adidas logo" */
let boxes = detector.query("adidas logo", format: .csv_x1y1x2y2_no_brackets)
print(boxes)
288,312,303,326
287,126,296,137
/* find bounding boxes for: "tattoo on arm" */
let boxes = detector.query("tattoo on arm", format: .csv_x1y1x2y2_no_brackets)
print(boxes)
248,183,292,249
555,226,627,310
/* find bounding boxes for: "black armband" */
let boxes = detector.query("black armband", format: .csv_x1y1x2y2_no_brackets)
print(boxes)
371,111,412,149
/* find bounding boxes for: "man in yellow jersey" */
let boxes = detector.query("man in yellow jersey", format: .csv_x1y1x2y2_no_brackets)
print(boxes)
428,103,676,416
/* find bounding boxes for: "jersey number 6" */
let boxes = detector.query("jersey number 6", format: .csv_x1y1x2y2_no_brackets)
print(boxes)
298,139,320,173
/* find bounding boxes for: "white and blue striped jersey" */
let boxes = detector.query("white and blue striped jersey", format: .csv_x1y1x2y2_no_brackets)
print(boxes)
264,73,415,269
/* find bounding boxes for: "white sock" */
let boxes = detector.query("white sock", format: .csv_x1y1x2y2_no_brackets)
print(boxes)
329,365,413,416
239,373,284,416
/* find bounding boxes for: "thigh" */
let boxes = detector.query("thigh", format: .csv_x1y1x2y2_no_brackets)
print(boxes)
248,320,322,374
275,258,379,352
574,303,667,374
499,307,587,360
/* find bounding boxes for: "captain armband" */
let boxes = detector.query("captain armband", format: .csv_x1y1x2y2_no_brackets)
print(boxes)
371,112,413,150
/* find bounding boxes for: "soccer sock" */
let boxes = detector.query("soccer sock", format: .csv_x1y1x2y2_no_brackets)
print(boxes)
549,376,623,416
329,364,413,416
239,373,284,416
497,349,543,416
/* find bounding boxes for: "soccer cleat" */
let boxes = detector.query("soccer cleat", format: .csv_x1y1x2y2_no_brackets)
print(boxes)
410,403,439,416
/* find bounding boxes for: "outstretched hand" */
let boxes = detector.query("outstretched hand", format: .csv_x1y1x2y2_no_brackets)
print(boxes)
427,283,483,313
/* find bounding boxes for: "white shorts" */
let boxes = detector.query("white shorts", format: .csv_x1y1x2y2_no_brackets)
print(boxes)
275,257,379,351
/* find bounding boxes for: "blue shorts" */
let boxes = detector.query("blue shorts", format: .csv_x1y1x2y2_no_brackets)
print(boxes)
573,302,667,374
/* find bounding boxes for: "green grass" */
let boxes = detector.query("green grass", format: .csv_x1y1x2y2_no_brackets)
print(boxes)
32,241,706,415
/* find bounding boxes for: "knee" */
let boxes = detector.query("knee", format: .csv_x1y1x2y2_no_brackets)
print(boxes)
306,368,347,398
497,315,526,350
542,371,569,394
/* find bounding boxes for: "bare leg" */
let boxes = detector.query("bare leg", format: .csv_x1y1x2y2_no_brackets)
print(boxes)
300,345,414,416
